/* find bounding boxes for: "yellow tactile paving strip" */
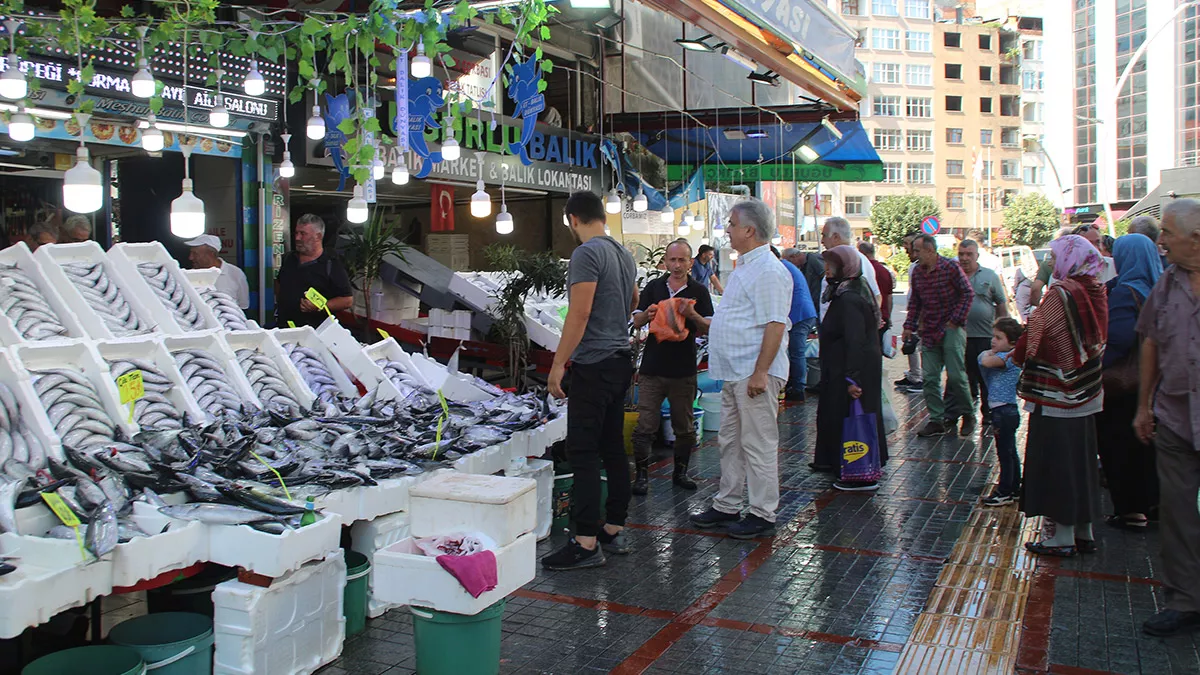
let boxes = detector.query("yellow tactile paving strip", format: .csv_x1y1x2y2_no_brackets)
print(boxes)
895,506,1044,674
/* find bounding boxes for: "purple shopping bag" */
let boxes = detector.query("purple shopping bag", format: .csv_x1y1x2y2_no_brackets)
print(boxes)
840,398,882,483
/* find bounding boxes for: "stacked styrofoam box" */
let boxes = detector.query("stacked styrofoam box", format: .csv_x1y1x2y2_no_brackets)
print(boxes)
312,318,393,396
427,309,472,341
0,349,63,466
353,279,420,325
204,512,342,579
362,337,432,391
213,551,346,675
271,326,359,399
94,336,207,426
161,332,263,416
34,241,163,338
350,512,412,618
224,329,317,410
11,340,138,442
112,499,208,589
0,533,114,639
0,241,87,345
182,268,260,330
107,242,223,334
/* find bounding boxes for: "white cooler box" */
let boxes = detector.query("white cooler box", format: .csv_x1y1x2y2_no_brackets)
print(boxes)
409,473,537,547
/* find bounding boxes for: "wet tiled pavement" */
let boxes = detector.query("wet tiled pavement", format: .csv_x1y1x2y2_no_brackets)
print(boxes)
320,363,1200,675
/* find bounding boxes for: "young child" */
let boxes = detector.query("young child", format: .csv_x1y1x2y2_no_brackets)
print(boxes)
978,318,1024,506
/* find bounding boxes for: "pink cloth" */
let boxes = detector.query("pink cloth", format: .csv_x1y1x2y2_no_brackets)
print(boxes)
436,551,498,598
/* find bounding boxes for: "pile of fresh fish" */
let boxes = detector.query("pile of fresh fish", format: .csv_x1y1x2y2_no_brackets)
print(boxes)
32,368,117,451
283,343,342,403
59,262,148,336
200,288,250,331
0,382,49,469
106,358,184,430
172,349,246,417
0,264,69,340
234,348,302,415
136,262,206,331
375,359,423,397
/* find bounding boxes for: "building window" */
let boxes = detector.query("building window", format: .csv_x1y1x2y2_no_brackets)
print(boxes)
1022,69,1043,91
844,195,867,216
905,31,931,52
906,97,932,118
981,160,994,178
946,127,963,143
907,129,932,152
947,188,964,209
872,0,898,17
1000,95,1020,116
946,95,963,112
906,163,933,184
841,0,862,15
1116,0,1148,200
872,63,901,84
980,128,993,145
871,28,901,50
979,33,992,50
1001,159,1020,178
1180,3,1200,166
944,32,962,48
873,128,902,151
1001,127,1021,147
873,96,901,117
906,64,932,86
946,159,964,176
979,66,992,82
882,163,903,183
1023,39,1042,61
1023,101,1044,122
945,63,962,79
1074,0,1098,204
905,0,930,19
980,97,993,114
1023,166,1043,185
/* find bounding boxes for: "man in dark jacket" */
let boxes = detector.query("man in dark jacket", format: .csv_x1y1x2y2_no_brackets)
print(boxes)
783,248,823,316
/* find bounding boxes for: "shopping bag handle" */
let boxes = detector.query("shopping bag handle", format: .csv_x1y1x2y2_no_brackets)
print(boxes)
845,378,863,417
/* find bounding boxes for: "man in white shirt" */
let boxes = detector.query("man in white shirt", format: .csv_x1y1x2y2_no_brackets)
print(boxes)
819,217,881,321
687,199,791,540
183,234,250,309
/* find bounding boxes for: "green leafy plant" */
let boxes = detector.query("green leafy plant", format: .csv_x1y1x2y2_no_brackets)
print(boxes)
341,210,411,339
483,244,567,391
869,194,942,246
1003,193,1061,248
629,242,667,269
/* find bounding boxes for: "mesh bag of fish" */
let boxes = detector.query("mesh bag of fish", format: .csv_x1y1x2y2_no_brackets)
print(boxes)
135,262,208,331
201,288,250,331
0,381,52,471
0,264,71,341
284,343,344,404
106,358,186,430
58,262,150,337
235,348,303,416
174,349,247,417
31,367,120,449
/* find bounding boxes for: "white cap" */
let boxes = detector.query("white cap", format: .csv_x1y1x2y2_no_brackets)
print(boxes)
183,234,221,253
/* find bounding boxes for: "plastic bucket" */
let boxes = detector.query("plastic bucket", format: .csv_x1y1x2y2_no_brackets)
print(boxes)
660,406,705,443
23,645,145,675
623,412,637,456
699,393,722,432
552,472,607,534
696,371,722,393
146,565,236,617
107,612,212,675
343,549,371,637
411,599,506,675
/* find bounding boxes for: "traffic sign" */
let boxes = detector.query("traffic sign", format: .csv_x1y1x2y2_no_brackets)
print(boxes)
920,216,940,235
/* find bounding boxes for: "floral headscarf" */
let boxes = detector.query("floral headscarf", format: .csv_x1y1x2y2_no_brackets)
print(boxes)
821,245,880,326
1049,234,1103,281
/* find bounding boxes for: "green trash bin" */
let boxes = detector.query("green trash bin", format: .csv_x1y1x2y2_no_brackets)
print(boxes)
23,645,145,675
411,599,506,675
107,612,213,675
551,471,608,534
343,549,371,637
146,565,236,617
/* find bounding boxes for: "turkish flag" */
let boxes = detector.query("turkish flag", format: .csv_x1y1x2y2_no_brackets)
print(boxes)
431,185,455,232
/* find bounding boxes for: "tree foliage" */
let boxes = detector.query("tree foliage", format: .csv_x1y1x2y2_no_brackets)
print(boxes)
869,195,942,246
483,244,567,391
341,211,409,340
1003,193,1061,248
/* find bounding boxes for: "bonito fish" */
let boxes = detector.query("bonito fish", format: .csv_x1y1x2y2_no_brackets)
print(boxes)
0,381,48,470
200,288,250,331
136,262,206,331
59,261,148,336
106,358,184,430
283,343,343,403
31,368,116,451
172,349,246,417
0,264,69,340
235,348,302,415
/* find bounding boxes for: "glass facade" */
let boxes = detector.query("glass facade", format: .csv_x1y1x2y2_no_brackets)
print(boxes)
1180,1,1200,166
1115,0,1148,200
1074,0,1098,204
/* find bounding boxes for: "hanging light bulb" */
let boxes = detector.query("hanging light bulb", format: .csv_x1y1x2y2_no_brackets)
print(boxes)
306,105,325,140
441,126,460,161
605,189,621,214
678,221,691,236
411,39,431,78
142,115,163,152
278,132,294,178
131,58,155,99
209,100,229,128
0,54,26,100
470,179,491,218
347,185,369,224
713,222,725,237
692,215,705,233
7,109,33,142
63,146,102,214
170,178,206,237
372,155,386,181
771,234,783,245
681,208,695,226
701,237,710,245
632,191,648,213
392,157,410,185
243,60,265,96
660,203,674,223
495,204,513,234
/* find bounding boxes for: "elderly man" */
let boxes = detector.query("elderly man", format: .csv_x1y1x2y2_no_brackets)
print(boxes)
776,247,818,402
1130,216,1168,267
947,239,1008,433
1134,199,1200,637
894,234,925,393
690,244,724,294
904,234,974,437
819,217,881,321
782,248,823,314
688,199,791,539
184,234,250,309
27,221,57,251
276,214,353,328
630,240,714,495
59,215,91,244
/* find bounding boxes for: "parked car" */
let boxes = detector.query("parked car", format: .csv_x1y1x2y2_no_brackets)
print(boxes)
993,246,1039,290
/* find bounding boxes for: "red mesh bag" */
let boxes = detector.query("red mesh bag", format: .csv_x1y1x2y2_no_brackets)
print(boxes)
649,297,695,343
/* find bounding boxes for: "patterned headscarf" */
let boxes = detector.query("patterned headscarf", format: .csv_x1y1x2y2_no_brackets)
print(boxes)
821,246,880,327
1049,234,1103,281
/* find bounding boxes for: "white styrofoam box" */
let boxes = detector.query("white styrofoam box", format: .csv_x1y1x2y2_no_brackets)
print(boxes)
429,308,447,328
0,349,63,467
271,327,359,399
543,414,568,445
181,268,261,330
94,336,206,425
505,459,554,541
311,318,392,395
448,272,498,313
350,511,412,618
111,501,209,588
451,327,471,341
524,314,560,351
11,340,138,442
0,242,88,345
213,551,346,675
374,532,535,616
0,532,114,639
313,473,422,524
409,472,537,547
33,241,163,339
161,332,263,415
451,310,472,329
406,351,496,402
362,338,432,390
204,511,342,579
451,441,509,476
224,329,317,410
107,242,223,334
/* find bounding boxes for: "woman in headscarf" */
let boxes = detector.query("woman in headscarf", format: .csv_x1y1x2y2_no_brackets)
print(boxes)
1013,266,1034,322
1013,234,1109,556
1098,233,1163,531
812,245,888,491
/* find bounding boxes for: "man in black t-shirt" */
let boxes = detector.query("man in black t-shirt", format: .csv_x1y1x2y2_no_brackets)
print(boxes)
630,240,715,495
276,214,354,329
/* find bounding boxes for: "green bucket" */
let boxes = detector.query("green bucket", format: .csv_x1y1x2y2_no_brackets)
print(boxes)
23,645,145,675
343,549,371,637
146,565,236,617
107,612,213,675
551,471,608,534
411,599,506,675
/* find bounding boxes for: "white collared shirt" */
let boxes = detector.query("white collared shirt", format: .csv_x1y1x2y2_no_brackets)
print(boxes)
708,244,792,382
215,260,251,310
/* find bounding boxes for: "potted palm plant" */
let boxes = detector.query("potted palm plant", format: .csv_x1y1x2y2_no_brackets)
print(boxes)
482,243,567,391
341,210,411,340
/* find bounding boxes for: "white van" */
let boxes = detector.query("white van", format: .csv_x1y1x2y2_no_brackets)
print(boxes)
993,246,1038,289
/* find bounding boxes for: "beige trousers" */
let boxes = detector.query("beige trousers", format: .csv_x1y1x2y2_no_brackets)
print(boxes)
712,375,785,522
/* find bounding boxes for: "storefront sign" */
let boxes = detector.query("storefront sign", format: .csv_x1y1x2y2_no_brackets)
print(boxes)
715,0,858,85
506,57,545,166
6,112,241,158
392,145,599,193
407,76,448,179
668,163,883,183
322,92,352,191
621,204,674,235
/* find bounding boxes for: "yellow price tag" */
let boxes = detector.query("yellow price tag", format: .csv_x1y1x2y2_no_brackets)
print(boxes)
305,287,332,316
432,390,451,460
117,370,144,423
42,492,87,560
377,327,391,340
287,321,297,328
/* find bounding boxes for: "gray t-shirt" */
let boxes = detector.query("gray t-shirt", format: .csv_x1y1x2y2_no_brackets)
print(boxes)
567,236,636,364
965,266,1007,338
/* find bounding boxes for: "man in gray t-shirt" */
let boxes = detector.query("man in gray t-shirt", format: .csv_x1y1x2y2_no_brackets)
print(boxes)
945,239,1008,431
543,191,638,573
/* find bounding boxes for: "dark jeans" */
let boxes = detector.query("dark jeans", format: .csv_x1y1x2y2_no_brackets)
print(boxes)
787,318,817,394
566,355,634,537
991,404,1021,496
943,336,991,421
632,374,697,465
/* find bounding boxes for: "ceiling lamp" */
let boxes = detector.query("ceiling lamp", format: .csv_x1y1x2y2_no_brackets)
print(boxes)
208,101,229,128
821,115,844,140
170,144,205,236
495,205,513,234
692,214,705,233
675,34,723,52
441,121,460,161
746,130,768,139
605,189,621,214
131,59,156,98
720,47,757,71
797,145,820,163
660,203,673,223
713,223,725,237
7,108,32,142
278,133,295,178
306,105,325,140
63,119,102,215
372,155,386,181
142,115,164,152
243,60,265,96
411,39,431,78
470,180,492,218
681,208,694,225
392,156,409,185
632,190,648,213
0,55,25,100
678,221,690,236
347,184,368,224
748,71,780,87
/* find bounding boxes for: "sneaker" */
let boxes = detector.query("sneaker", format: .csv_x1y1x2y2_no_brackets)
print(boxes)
833,480,879,492
728,514,776,539
982,492,1014,507
690,507,740,529
917,420,950,437
541,538,607,571
959,416,976,436
1144,609,1200,637
596,529,631,555
893,376,915,387
784,390,806,403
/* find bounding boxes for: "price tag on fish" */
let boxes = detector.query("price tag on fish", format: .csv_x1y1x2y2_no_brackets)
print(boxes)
287,321,297,328
305,287,332,317
117,370,144,423
41,493,87,560
377,327,391,340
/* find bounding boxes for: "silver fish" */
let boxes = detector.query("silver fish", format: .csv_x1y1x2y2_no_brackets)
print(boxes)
158,503,281,526
136,262,207,331
0,478,20,534
200,288,250,330
84,501,118,558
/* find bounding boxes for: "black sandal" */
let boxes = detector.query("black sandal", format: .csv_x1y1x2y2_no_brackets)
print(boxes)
1025,541,1077,557
1105,514,1149,531
1075,539,1097,554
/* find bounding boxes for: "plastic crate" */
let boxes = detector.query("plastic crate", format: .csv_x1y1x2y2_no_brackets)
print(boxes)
107,242,223,334
0,241,87,345
33,241,160,338
349,512,412,618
